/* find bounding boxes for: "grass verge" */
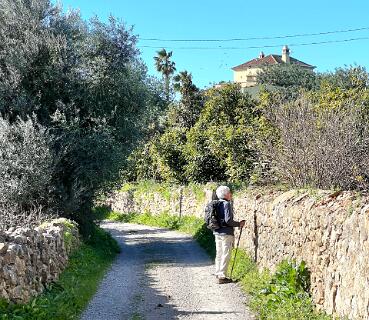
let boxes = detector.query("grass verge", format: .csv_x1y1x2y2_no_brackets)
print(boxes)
97,206,332,320
229,249,332,320
0,225,120,320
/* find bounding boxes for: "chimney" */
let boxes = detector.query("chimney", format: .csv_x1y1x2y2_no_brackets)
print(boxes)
282,45,290,64
259,51,265,59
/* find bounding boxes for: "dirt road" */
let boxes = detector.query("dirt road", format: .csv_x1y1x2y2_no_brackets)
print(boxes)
81,221,254,320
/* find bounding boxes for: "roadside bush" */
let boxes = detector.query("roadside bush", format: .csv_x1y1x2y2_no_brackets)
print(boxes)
51,119,126,229
229,252,331,320
0,117,57,230
184,84,257,183
255,90,369,189
134,128,188,183
127,83,257,184
126,70,203,183
0,117,54,208
0,0,166,231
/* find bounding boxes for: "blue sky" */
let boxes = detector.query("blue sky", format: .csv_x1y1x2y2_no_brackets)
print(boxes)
59,0,369,88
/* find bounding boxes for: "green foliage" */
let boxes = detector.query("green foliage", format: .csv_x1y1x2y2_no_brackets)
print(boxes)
184,84,257,182
229,252,331,320
0,0,166,228
257,64,318,92
254,66,369,189
152,128,188,182
172,71,204,129
127,65,369,191
127,71,204,183
128,83,257,184
0,117,54,210
131,70,205,183
320,65,369,90
0,225,119,320
260,260,311,301
154,49,176,102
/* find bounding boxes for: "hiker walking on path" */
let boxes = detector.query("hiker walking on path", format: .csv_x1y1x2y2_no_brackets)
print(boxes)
213,186,245,284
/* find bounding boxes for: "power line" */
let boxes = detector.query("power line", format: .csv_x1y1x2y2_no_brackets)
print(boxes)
138,36,369,50
139,26,369,42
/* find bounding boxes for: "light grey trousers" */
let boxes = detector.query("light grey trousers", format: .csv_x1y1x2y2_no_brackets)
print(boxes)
214,234,234,279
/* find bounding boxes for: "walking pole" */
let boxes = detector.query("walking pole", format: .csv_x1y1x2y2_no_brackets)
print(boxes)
230,226,243,279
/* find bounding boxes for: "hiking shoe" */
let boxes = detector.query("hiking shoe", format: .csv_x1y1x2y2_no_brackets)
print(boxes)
217,278,233,284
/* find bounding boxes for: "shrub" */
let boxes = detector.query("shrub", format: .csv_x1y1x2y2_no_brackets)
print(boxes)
0,117,54,208
229,252,331,320
0,116,57,230
0,205,55,232
255,92,369,189
253,260,329,320
127,83,258,184
0,0,167,230
184,84,257,183
260,260,311,301
320,65,369,90
257,64,318,91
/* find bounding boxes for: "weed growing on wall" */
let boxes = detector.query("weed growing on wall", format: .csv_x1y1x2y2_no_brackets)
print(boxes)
229,251,331,320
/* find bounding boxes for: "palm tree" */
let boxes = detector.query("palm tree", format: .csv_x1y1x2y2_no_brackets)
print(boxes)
173,71,195,95
154,49,176,102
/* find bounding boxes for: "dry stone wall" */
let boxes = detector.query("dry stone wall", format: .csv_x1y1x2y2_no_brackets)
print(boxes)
108,185,369,319
0,218,79,303
107,184,214,218
233,189,369,320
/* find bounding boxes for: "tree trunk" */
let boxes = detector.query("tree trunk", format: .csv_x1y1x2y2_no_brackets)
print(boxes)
165,76,170,103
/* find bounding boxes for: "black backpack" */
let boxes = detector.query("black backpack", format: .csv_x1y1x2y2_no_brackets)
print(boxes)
204,200,221,230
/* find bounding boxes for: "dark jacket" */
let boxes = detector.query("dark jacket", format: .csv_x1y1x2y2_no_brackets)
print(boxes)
213,199,240,236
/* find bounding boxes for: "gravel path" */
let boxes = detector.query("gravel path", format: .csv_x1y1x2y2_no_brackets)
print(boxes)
81,221,255,320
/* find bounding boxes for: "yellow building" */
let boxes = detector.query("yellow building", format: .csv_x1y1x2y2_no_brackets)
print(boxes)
232,45,315,88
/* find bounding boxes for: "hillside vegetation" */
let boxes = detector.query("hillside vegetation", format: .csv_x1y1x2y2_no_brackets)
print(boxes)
127,65,369,192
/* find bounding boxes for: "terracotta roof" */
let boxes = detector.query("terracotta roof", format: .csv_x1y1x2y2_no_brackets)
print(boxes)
232,54,315,71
